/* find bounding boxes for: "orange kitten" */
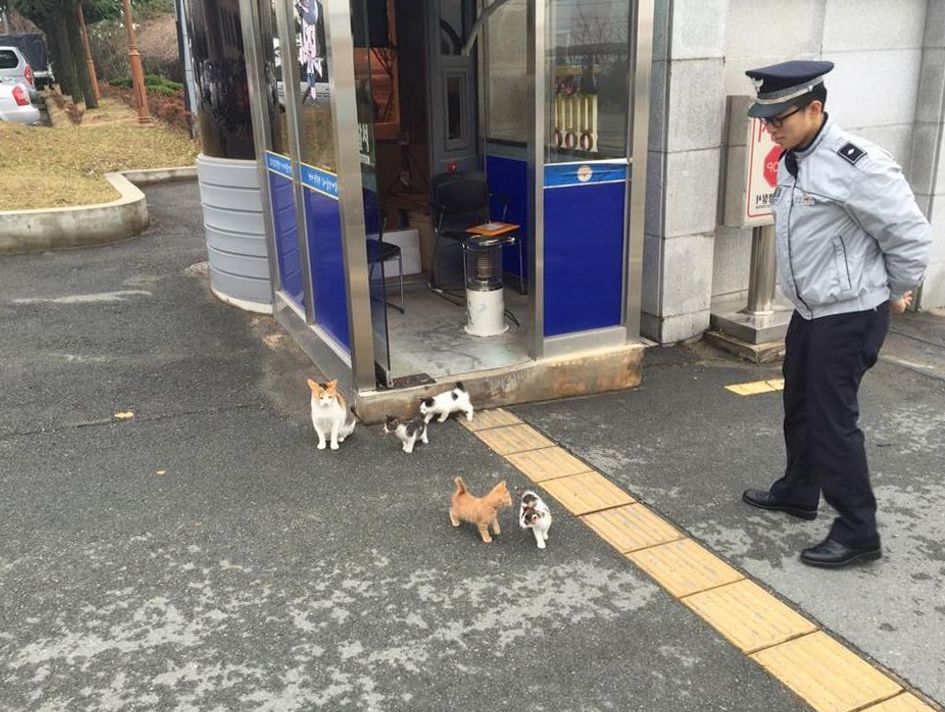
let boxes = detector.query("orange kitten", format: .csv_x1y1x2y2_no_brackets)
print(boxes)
449,477,513,543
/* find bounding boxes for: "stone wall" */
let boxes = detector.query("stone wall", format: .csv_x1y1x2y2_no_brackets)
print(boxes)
643,0,942,343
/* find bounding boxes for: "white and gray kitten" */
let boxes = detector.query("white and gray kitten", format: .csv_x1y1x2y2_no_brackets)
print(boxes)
383,415,429,453
518,489,552,549
419,382,474,424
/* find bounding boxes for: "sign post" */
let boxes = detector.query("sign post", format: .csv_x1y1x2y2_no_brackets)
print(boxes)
708,96,792,358
743,115,780,315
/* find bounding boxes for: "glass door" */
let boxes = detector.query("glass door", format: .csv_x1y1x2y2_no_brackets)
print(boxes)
351,0,392,387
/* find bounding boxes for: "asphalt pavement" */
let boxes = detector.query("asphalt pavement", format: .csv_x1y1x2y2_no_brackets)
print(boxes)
0,180,941,711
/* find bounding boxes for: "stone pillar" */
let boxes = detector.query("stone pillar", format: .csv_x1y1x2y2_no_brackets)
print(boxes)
642,0,727,343
911,0,945,308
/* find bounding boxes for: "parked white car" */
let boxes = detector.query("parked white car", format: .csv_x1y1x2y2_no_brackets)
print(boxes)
0,80,40,125
0,46,37,101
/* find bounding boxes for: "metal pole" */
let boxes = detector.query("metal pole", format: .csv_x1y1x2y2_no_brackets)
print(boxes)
121,0,152,124
624,0,654,340
527,0,545,359
77,4,101,102
744,224,776,315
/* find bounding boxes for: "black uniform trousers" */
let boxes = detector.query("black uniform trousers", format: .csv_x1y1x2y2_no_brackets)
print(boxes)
769,302,889,547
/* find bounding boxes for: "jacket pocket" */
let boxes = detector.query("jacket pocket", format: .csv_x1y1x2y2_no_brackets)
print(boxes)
833,235,853,295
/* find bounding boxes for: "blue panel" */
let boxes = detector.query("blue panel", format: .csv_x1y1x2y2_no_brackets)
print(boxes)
267,169,303,306
303,187,350,351
543,181,625,336
543,161,627,188
485,154,529,281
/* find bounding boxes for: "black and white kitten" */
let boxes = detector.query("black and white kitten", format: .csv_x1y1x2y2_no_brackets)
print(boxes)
419,382,474,424
518,489,552,549
383,415,429,454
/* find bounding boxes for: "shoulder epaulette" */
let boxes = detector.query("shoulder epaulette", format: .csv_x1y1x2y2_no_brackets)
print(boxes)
838,142,866,165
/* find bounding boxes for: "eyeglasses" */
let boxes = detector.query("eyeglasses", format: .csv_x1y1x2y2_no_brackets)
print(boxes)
761,105,803,129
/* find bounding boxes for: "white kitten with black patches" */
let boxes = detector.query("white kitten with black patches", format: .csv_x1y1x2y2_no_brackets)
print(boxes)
518,489,552,549
419,382,474,424
383,415,429,453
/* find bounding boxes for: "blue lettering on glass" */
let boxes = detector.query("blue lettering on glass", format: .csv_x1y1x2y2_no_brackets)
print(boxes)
265,152,292,177
301,165,338,199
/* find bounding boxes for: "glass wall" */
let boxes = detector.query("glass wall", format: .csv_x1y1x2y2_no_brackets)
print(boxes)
293,0,351,351
265,0,304,306
352,0,391,386
545,0,629,163
185,0,255,159
542,0,631,337
483,0,529,284
485,0,528,145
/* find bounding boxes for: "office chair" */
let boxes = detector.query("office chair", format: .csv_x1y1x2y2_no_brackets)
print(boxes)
427,170,524,298
365,212,405,313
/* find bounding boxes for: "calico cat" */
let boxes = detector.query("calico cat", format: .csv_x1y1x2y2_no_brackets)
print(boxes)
307,378,357,450
518,488,552,549
449,477,513,543
419,382,474,424
383,415,429,453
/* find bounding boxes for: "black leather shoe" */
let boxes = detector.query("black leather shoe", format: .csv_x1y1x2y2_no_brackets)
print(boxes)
742,489,817,520
800,537,882,568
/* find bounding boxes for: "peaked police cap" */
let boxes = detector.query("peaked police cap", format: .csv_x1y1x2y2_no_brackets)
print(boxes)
745,60,834,118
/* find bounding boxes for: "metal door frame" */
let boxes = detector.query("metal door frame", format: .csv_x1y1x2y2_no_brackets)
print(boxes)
323,0,377,391
528,0,653,356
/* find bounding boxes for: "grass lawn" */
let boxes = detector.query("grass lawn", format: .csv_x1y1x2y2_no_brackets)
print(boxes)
0,97,199,212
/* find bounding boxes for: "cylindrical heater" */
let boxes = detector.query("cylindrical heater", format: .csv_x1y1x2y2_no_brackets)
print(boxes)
464,241,508,337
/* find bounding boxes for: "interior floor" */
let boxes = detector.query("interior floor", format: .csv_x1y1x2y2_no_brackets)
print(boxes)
383,282,531,380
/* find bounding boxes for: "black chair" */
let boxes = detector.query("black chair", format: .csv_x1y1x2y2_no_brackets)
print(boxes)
427,171,524,296
365,213,405,313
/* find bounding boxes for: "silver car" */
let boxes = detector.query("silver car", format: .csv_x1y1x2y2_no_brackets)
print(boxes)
0,80,40,125
0,46,37,100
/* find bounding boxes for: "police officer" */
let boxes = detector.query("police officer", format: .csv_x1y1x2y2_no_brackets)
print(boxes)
740,61,933,567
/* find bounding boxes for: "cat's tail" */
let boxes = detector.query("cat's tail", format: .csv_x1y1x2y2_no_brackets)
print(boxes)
453,476,468,494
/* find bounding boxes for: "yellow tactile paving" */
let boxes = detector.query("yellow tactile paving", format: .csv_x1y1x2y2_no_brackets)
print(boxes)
461,408,522,432
505,446,593,482
682,579,817,654
766,378,785,390
726,379,782,396
474,423,554,455
539,471,635,515
581,504,683,553
627,538,743,598
466,411,933,711
863,693,941,712
751,632,901,712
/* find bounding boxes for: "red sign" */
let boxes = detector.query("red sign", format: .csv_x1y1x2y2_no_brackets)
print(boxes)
764,146,782,187
745,119,781,224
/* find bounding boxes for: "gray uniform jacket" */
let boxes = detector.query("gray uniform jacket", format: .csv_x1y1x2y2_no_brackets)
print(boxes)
771,115,933,320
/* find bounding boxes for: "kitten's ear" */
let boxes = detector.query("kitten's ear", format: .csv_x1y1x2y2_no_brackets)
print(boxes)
326,379,338,391
307,379,321,394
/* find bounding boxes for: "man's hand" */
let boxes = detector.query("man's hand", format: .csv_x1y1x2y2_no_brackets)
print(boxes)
890,290,913,315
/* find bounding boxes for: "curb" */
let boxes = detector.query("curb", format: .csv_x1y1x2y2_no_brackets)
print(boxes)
0,166,197,255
